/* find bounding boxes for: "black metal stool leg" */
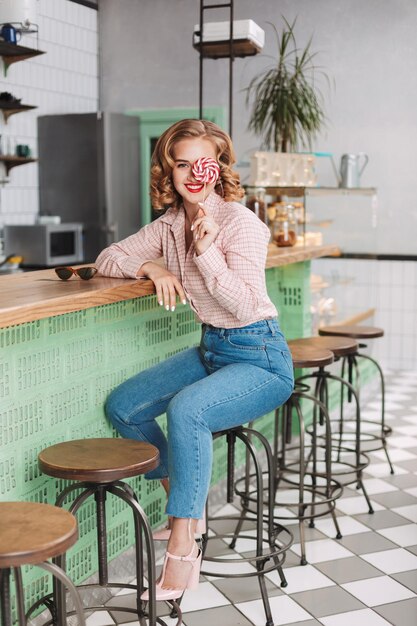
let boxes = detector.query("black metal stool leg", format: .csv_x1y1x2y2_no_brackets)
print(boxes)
341,347,393,477
322,402,343,541
205,427,293,626
299,369,374,514
95,487,108,586
242,425,288,589
1,568,12,626
37,562,86,626
107,484,156,626
308,373,327,529
232,419,291,587
226,431,245,550
239,429,273,626
293,397,308,565
272,386,344,565
356,352,393,474
13,568,26,626
54,486,95,626
259,423,288,588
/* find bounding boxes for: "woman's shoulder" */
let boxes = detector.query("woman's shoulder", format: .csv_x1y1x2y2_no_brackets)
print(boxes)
155,206,179,223
142,206,178,230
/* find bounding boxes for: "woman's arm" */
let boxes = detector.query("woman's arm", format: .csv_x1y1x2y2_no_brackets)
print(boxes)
96,220,186,310
95,222,164,278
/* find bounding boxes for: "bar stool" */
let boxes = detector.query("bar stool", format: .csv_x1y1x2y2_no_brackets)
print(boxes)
289,337,374,515
0,501,85,626
319,325,392,473
201,425,293,626
269,344,344,565
37,438,174,626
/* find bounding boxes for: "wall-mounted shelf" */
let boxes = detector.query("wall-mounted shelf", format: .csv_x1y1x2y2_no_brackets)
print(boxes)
195,1,264,135
0,155,36,175
0,41,45,73
247,186,377,197
0,102,37,123
192,38,262,59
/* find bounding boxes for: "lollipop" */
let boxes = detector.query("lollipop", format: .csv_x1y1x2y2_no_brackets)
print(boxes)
192,157,220,185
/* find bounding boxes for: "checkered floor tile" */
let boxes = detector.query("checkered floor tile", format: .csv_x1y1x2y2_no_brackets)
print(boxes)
86,370,417,626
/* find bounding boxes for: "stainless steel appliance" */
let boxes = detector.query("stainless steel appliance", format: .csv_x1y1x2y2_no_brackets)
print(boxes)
38,112,140,262
4,223,83,267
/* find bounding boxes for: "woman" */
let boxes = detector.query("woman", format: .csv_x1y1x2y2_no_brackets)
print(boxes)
95,119,294,601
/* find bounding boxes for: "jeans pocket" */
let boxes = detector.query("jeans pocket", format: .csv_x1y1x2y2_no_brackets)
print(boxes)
225,333,266,351
264,341,294,381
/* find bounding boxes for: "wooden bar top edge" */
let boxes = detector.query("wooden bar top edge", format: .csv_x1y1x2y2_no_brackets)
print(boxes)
0,245,340,328
265,243,340,268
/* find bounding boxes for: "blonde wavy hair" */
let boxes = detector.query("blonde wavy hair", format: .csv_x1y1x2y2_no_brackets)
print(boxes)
150,119,245,211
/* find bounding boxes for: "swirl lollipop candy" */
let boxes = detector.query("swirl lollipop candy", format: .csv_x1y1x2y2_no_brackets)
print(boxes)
192,157,220,185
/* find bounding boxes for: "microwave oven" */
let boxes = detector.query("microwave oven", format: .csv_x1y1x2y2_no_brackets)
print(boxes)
4,223,84,267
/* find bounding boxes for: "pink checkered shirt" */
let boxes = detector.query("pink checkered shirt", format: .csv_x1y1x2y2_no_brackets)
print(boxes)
95,192,277,328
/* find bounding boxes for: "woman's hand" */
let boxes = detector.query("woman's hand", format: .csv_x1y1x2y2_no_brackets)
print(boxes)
192,203,220,256
139,262,186,311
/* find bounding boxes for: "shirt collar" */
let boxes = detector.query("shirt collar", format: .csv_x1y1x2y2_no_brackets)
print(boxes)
159,191,224,230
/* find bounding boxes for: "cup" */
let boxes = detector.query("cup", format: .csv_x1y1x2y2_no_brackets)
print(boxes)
16,144,31,158
0,24,20,45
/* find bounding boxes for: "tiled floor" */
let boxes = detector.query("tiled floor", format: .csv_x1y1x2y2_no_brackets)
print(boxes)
86,370,417,626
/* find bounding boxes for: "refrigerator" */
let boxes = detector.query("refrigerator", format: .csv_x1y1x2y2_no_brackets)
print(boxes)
38,112,140,262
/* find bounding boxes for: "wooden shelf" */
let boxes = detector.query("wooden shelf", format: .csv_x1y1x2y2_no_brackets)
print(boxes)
192,37,262,59
0,102,37,123
0,155,36,175
245,185,377,198
0,41,45,72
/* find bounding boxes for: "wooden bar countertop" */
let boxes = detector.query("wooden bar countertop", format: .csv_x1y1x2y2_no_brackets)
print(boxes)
0,244,339,329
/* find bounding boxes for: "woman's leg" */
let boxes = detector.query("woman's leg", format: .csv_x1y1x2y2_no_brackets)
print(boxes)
166,361,293,517
158,361,292,590
105,347,208,479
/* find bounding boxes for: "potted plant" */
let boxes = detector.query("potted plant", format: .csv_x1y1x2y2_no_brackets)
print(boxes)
245,17,328,153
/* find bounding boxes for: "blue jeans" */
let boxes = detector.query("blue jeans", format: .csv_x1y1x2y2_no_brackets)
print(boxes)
105,318,294,519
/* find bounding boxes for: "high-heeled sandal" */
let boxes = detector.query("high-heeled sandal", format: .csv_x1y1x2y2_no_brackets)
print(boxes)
153,514,206,541
141,541,202,601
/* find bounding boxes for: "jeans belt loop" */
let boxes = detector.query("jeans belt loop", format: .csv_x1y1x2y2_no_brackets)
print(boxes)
218,328,226,338
266,319,276,335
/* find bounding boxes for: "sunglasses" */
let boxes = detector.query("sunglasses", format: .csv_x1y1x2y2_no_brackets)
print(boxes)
54,266,98,281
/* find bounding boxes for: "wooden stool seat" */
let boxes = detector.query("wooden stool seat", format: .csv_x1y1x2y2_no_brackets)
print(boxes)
288,342,334,368
319,325,384,340
38,438,159,483
0,502,77,568
0,503,85,626
290,336,359,358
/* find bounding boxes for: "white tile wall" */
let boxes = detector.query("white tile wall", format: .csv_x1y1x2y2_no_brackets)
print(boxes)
0,0,98,233
312,258,417,370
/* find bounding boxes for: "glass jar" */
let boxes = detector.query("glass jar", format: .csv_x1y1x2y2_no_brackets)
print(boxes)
245,186,267,225
273,203,298,247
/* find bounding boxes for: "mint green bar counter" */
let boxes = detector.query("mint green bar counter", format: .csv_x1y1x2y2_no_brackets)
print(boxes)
0,244,339,606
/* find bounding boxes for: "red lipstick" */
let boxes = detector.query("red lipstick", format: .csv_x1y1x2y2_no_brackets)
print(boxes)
185,184,204,193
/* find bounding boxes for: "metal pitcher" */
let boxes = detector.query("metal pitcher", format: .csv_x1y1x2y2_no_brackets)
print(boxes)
339,153,369,188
